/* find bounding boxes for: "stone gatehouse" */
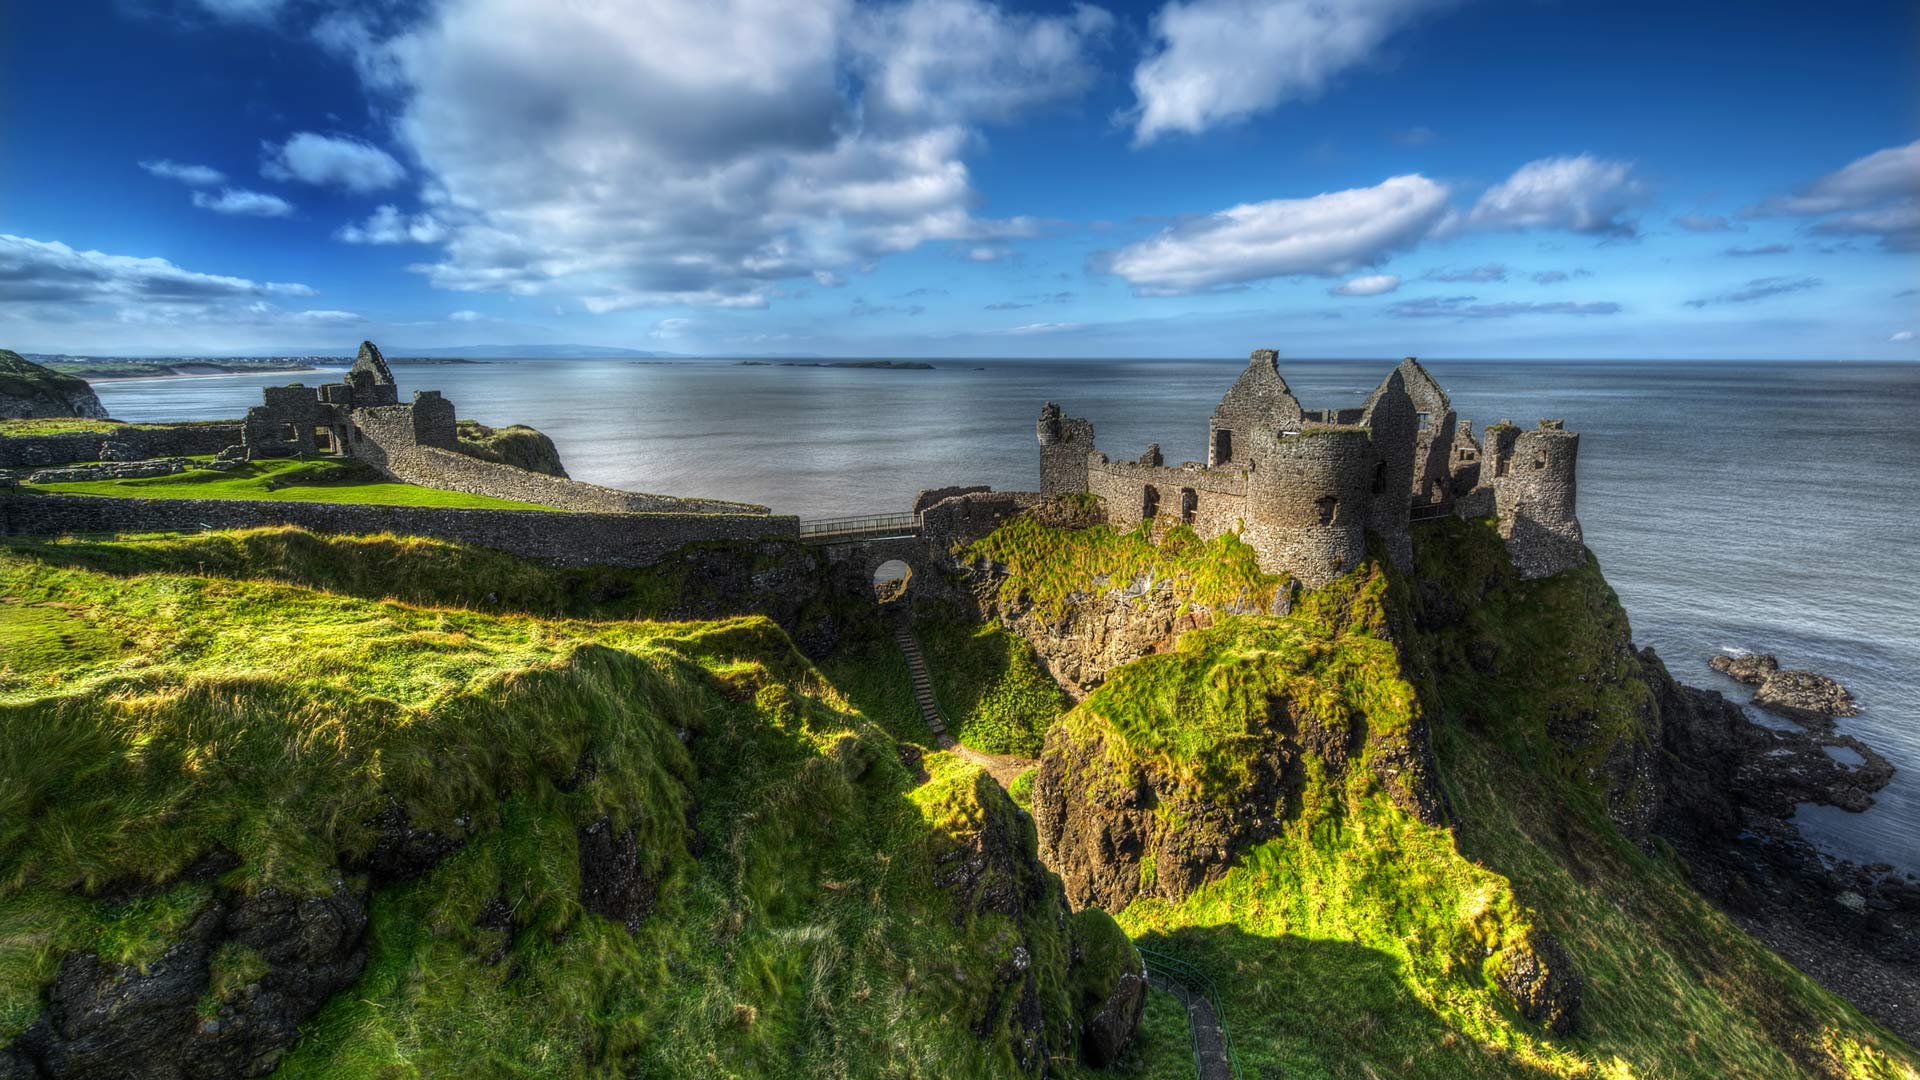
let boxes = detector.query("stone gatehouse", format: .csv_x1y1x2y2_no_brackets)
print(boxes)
1038,349,1583,585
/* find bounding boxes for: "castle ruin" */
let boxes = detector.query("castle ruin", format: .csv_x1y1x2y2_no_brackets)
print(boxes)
1037,349,1583,585
234,341,761,516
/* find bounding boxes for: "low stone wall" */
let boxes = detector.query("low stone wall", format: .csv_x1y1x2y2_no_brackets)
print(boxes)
1,492,799,568
0,422,243,468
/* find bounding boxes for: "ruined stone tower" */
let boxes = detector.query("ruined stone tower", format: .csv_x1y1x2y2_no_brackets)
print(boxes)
1034,348,1585,585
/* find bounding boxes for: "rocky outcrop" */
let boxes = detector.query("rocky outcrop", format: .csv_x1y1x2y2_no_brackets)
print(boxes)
1709,652,1857,724
577,817,657,933
1651,648,1918,1043
0,351,108,421
986,578,1214,699
1492,928,1583,1035
453,421,568,477
3,883,368,1080
1078,961,1146,1067
1031,724,1293,912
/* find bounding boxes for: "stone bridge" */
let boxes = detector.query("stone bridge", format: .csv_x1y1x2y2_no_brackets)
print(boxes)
800,490,1040,600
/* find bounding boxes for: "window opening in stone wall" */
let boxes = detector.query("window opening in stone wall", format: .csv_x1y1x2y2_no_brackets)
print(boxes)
1213,428,1232,464
1533,456,1546,470
278,423,298,443
1417,411,1430,429
1180,487,1197,524
1142,485,1160,520
1315,495,1337,525
1371,460,1387,494
313,427,339,455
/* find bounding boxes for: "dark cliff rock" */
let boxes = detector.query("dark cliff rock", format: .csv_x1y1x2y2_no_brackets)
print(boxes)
1492,928,1583,1035
577,817,658,934
1031,723,1293,912
1649,649,1918,1042
0,352,109,421
4,883,367,1080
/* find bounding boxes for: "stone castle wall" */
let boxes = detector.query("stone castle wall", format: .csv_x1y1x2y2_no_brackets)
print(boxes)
1037,409,1096,495
1086,456,1248,537
1,492,797,568
0,423,243,468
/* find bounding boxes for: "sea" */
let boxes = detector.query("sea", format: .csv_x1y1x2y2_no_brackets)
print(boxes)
90,356,1920,875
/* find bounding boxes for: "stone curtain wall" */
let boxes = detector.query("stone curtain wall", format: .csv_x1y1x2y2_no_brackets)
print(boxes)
1359,376,1418,572
1,493,799,568
1086,457,1247,536
0,424,244,468
352,408,765,516
919,489,1041,554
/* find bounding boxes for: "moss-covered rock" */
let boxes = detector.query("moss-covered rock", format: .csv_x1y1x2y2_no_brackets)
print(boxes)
0,351,107,421
453,420,567,477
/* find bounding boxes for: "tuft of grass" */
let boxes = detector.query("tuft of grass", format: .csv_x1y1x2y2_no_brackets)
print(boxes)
0,536,1128,1076
962,516,1287,623
18,457,560,511
914,601,1070,756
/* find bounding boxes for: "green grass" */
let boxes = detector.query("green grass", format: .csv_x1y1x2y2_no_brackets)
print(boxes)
913,602,1070,757
959,512,1917,1079
962,516,1287,623
0,538,1138,1075
19,457,560,511
1,418,170,436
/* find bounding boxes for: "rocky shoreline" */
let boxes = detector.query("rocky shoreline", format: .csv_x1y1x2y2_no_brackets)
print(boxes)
1657,649,1918,1043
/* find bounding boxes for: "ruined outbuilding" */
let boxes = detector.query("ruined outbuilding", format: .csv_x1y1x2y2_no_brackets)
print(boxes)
1038,349,1583,585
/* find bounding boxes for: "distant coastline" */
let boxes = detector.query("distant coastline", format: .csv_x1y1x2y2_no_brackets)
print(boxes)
36,356,482,382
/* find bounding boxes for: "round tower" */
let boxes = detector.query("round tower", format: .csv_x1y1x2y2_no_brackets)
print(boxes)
1240,426,1374,588
1494,421,1583,578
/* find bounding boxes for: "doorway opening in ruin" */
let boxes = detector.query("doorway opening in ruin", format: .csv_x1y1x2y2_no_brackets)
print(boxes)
871,560,912,605
1213,429,1232,464
1371,460,1387,494
278,423,299,444
1142,485,1160,520
1180,487,1197,524
313,427,344,456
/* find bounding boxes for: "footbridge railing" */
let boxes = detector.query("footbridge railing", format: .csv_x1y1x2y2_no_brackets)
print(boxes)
1136,946,1246,1080
798,512,922,544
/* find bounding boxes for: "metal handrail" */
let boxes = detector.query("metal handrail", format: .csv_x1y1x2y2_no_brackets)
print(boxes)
796,511,921,539
1135,945,1246,1080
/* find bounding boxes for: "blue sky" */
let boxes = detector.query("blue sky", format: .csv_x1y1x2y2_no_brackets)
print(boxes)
3,0,1916,358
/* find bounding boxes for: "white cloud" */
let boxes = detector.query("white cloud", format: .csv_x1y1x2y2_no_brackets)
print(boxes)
1748,140,1920,252
848,0,1112,125
1467,155,1644,236
190,0,287,24
448,309,483,321
190,188,296,217
262,132,407,193
1672,213,1741,233
1127,0,1448,144
139,159,226,186
323,0,1106,311
812,270,847,287
1330,274,1400,296
1891,329,1914,343
291,309,365,323
336,205,448,244
1103,174,1450,294
0,233,316,334
993,321,1084,334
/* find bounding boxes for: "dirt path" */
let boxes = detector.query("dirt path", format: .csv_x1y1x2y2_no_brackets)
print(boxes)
890,610,1035,786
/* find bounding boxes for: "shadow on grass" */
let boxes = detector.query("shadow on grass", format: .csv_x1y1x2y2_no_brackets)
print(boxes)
1128,923,1563,1080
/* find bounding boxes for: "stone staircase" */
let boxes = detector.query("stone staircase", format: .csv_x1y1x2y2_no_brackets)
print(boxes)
890,608,950,743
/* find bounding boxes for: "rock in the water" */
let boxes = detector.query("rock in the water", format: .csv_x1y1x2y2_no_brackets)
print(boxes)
1709,652,1779,685
0,350,109,420
1753,668,1857,723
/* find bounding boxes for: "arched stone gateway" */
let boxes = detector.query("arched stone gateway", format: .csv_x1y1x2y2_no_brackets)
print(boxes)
871,558,913,603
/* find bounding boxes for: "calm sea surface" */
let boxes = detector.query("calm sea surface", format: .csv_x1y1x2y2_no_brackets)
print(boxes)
93,357,1920,873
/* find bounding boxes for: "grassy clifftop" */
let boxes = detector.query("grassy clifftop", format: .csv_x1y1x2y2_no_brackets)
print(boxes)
0,535,1138,1076
1005,513,1916,1079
